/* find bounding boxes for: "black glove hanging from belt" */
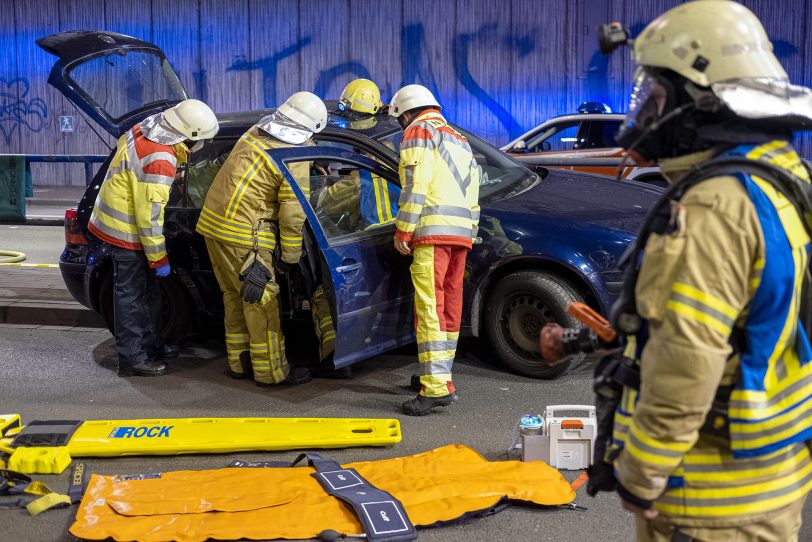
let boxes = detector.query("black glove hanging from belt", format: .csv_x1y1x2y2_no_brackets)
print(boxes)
239,254,273,304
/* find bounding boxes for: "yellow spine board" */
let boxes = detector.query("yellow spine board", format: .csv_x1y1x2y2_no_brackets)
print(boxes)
65,417,402,457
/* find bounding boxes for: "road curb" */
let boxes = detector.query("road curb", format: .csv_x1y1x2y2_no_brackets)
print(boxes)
0,302,105,328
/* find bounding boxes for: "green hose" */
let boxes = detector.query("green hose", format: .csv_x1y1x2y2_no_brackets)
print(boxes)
0,250,26,263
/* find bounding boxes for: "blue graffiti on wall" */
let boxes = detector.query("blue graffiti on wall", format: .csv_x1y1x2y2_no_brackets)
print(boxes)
226,23,536,139
229,38,312,107
314,61,372,100
453,23,533,139
401,24,441,100
0,78,48,145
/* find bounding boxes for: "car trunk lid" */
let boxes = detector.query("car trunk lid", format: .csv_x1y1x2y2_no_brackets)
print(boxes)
36,30,188,138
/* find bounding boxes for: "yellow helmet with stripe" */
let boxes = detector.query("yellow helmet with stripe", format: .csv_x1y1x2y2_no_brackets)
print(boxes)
339,79,383,115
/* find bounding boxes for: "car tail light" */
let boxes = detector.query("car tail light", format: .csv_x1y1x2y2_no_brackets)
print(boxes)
65,208,87,245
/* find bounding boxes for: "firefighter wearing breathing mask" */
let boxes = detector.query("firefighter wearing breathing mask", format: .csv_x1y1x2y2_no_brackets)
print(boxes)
89,99,219,377
196,92,327,386
563,2,812,540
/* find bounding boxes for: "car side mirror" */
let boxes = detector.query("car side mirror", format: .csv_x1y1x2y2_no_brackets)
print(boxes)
513,140,526,152
541,141,552,152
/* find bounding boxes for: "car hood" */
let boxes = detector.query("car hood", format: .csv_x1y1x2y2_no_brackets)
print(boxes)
483,169,660,234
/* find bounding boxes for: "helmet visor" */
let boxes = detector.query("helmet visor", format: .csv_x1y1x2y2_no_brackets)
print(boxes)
257,111,313,145
140,112,187,145
623,69,669,132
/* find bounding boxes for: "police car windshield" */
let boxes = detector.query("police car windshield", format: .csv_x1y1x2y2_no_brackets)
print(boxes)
376,125,539,204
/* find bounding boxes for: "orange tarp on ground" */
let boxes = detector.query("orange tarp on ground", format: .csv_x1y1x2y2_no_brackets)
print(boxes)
71,444,575,542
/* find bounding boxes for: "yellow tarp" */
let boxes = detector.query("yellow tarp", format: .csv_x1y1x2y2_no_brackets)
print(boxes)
71,444,575,541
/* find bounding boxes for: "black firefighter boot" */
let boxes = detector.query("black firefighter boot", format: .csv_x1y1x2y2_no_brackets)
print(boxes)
402,392,458,416
227,351,253,380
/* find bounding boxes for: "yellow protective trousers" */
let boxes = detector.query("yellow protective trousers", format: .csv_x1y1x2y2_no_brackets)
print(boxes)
70,444,575,542
311,285,336,361
411,244,468,397
205,238,288,384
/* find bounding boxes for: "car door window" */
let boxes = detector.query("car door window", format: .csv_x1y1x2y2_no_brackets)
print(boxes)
526,122,582,152
174,138,236,208
581,120,622,148
311,163,401,239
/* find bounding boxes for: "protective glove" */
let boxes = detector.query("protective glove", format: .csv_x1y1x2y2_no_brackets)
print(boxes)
239,257,273,304
155,263,171,278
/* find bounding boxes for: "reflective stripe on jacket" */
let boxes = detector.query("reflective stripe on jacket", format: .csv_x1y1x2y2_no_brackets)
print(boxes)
88,124,176,268
359,170,399,227
317,170,400,231
612,141,812,525
394,110,480,248
195,126,311,263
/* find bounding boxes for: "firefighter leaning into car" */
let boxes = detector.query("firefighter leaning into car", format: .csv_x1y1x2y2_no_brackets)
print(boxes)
389,84,481,416
196,92,328,386
307,79,399,364
317,79,401,232
89,99,219,377
584,2,812,540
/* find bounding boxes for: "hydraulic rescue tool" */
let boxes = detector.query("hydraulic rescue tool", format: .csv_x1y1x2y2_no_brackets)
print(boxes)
0,414,402,474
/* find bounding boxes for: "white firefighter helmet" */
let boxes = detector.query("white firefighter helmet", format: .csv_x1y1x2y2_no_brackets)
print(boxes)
163,99,219,141
278,92,328,133
389,84,440,118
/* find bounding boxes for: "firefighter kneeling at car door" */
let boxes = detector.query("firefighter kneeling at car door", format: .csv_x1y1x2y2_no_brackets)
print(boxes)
196,92,328,386
543,2,812,540
89,99,219,377
389,84,481,416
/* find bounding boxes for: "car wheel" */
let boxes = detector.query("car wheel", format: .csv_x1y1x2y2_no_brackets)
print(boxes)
484,270,585,379
96,268,192,346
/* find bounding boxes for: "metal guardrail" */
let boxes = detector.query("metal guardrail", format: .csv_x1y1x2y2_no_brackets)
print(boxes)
0,154,108,186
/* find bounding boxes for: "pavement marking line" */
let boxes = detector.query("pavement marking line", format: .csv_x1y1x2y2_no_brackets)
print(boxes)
0,263,59,268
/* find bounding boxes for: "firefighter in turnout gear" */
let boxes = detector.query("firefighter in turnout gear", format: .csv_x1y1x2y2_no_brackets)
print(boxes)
574,2,812,540
89,99,218,377
389,84,481,416
196,92,328,386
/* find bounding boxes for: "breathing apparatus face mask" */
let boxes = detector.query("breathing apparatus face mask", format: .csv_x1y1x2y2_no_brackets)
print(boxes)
615,69,678,163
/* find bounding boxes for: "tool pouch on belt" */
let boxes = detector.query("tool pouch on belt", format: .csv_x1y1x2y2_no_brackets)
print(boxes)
239,221,278,305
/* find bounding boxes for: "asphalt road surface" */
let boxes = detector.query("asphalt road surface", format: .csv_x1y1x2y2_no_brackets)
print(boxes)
0,225,64,264
4,324,812,541
2,324,632,542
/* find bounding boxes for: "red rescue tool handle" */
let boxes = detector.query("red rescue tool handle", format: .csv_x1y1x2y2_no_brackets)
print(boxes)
565,302,617,343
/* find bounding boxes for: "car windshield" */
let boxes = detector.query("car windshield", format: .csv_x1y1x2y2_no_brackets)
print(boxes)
376,125,538,204
68,51,186,121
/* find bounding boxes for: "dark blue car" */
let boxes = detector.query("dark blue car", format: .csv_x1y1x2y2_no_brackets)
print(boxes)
42,31,659,379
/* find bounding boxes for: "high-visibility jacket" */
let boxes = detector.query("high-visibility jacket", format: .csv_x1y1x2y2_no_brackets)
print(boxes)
317,169,400,230
88,124,176,268
394,109,480,248
612,140,812,526
196,125,311,264
69,444,575,542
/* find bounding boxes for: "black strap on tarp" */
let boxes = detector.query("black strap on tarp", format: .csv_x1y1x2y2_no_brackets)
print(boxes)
229,453,417,541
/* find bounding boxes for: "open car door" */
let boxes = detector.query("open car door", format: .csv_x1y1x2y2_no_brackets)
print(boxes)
268,146,415,368
36,30,188,137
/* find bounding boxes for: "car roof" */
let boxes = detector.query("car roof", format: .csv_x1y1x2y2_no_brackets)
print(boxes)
213,103,401,140
502,112,626,150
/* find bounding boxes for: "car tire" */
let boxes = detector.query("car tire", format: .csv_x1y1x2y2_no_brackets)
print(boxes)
97,268,192,346
484,270,585,379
